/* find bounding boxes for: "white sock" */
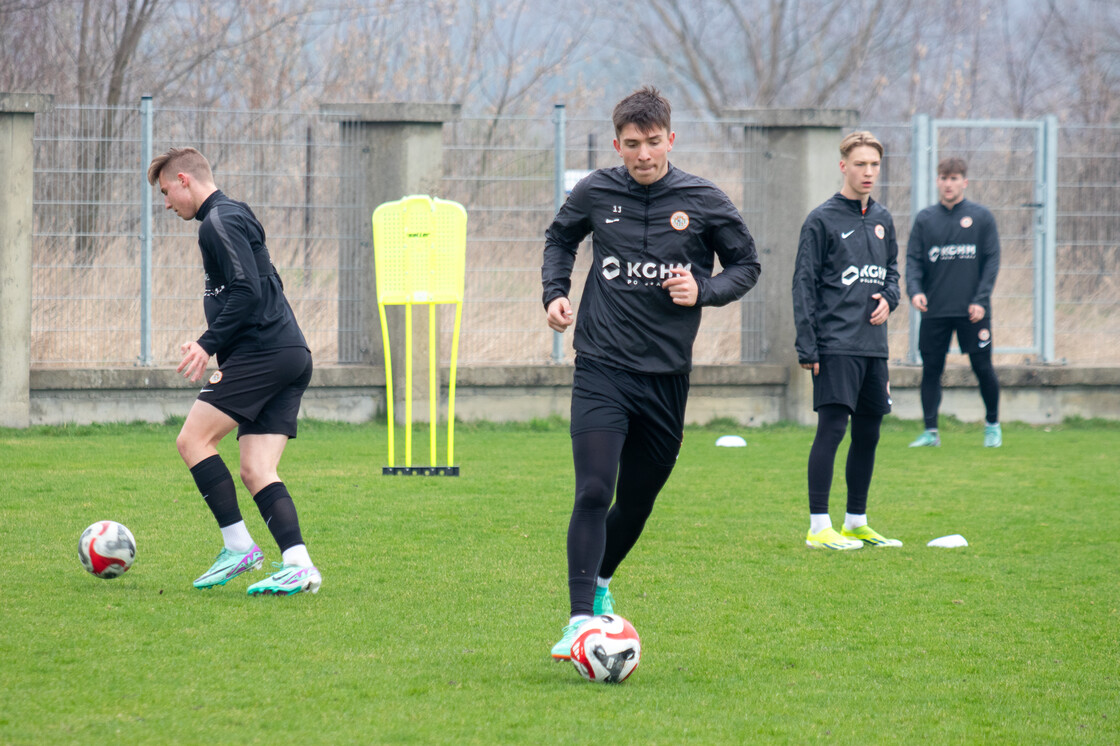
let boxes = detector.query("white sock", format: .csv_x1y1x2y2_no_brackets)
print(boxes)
844,513,868,531
220,521,255,553
809,514,831,534
281,544,313,568
568,614,590,627
596,576,611,589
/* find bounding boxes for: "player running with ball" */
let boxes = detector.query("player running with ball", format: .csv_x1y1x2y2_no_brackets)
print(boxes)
148,147,321,596
542,87,761,658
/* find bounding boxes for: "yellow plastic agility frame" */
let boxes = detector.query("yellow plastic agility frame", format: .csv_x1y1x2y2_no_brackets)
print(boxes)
372,195,467,476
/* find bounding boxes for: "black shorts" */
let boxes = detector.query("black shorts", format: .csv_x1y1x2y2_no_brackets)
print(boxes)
812,354,891,415
198,346,313,439
919,315,993,356
570,356,689,466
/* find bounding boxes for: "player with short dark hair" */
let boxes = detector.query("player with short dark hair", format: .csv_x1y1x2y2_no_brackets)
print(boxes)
148,147,321,595
792,131,903,550
907,157,1002,448
542,86,760,658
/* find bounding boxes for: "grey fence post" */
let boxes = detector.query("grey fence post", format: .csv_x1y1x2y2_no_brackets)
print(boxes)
551,103,565,364
320,102,461,422
1041,114,1058,363
724,108,859,424
0,93,53,428
908,114,931,365
139,95,154,366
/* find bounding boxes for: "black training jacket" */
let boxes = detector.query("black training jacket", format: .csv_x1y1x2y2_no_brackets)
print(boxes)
542,164,760,375
792,193,900,363
194,191,308,365
906,198,1000,317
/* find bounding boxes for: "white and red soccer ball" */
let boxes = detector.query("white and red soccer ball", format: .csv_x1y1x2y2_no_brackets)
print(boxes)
78,521,136,579
570,614,641,683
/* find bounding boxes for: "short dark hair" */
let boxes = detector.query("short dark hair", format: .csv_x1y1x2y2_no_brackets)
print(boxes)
938,157,968,178
612,86,671,138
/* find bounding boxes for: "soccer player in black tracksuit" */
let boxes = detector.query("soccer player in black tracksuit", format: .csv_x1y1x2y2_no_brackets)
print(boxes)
542,87,760,659
792,131,903,551
148,147,321,596
907,157,1002,448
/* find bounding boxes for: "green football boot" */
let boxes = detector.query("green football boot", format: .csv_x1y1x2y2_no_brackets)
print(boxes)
193,545,264,589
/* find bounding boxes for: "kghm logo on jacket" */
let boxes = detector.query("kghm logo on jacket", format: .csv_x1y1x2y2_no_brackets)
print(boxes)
602,256,620,280
928,244,976,263
841,264,887,287
602,256,692,286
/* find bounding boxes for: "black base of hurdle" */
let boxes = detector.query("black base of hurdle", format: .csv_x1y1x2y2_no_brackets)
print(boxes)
382,466,460,476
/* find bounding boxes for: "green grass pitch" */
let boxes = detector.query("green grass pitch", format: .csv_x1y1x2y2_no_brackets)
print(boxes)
1,417,1117,744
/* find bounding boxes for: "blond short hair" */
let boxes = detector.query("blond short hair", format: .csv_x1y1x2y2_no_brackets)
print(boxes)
839,131,884,160
147,147,214,186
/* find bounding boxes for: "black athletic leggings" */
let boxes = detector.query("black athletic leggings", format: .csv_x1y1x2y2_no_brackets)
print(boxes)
566,430,675,617
921,348,1000,429
807,404,881,516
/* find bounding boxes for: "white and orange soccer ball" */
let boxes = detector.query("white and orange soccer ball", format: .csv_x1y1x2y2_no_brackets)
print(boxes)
570,614,641,683
78,521,136,579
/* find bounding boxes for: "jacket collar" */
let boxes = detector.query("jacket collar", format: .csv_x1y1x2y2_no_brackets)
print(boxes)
195,190,225,222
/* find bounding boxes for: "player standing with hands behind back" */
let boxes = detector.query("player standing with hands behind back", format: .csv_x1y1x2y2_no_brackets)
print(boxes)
542,86,760,658
906,158,1002,448
148,147,321,596
792,131,902,551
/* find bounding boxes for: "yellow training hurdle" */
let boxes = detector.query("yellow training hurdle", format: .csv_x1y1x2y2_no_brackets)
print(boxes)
372,195,466,476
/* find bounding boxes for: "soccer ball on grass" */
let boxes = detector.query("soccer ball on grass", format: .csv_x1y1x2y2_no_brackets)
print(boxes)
78,520,136,579
570,614,641,683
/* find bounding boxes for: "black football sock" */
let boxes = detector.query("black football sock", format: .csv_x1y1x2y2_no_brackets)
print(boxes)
253,481,304,554
567,430,626,617
190,454,242,528
921,351,947,431
598,443,674,580
970,351,1000,424
807,404,849,515
845,413,882,516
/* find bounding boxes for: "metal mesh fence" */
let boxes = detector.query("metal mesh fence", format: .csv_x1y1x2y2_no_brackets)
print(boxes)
32,104,363,367
1055,125,1120,364
439,115,767,366
29,105,1120,368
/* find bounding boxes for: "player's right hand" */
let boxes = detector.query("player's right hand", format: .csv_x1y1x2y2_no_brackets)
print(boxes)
546,297,574,333
910,292,928,312
177,340,211,383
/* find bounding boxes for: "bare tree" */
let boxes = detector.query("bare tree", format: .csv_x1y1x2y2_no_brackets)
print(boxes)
1041,0,1120,124
601,0,914,117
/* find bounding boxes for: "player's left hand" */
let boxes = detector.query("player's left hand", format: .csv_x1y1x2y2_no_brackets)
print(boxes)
869,293,890,325
662,266,698,307
177,340,211,383
968,303,985,323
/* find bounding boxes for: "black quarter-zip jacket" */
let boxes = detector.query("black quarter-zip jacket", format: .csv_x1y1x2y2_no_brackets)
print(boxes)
542,163,761,375
194,190,308,365
906,198,1000,317
792,193,900,364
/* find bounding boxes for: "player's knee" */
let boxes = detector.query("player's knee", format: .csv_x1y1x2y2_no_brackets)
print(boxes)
239,463,275,493
574,476,613,511
175,430,197,464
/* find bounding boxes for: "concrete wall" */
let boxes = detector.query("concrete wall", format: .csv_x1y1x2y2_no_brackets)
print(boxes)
26,364,1120,427
1,93,52,428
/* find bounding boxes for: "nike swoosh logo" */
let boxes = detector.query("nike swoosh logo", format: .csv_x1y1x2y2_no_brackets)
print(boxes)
841,230,855,239
605,218,620,223
978,340,990,348
200,389,213,393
